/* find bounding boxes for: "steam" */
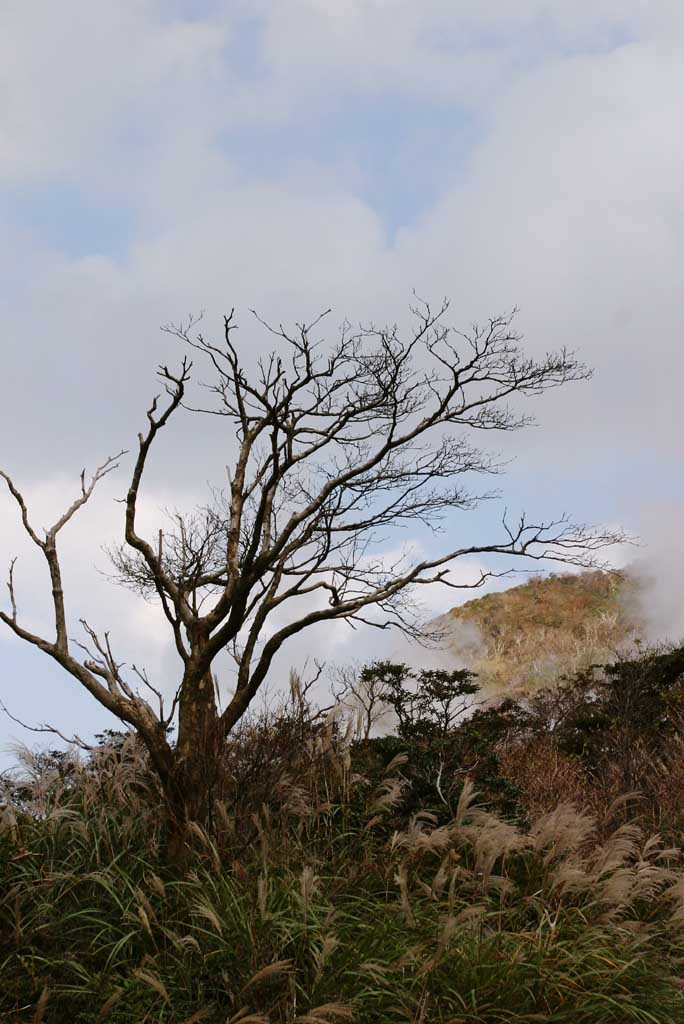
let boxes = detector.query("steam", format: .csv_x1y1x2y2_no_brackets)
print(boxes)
387,616,484,673
623,506,684,647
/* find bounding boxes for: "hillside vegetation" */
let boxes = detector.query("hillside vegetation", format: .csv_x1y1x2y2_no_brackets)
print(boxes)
4,573,684,1022
441,570,639,695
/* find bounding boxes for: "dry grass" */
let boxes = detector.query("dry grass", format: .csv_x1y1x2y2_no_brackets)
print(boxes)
497,736,590,820
3,727,684,1022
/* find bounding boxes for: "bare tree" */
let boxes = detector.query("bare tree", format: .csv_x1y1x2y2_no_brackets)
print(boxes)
0,299,624,850
331,661,393,742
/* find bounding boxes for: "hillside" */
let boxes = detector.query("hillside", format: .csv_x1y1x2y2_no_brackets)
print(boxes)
439,569,640,696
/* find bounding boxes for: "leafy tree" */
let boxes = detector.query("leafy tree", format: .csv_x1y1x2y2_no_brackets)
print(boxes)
379,662,479,740
357,660,519,817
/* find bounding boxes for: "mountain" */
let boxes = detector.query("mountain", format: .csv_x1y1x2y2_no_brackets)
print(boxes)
438,569,640,696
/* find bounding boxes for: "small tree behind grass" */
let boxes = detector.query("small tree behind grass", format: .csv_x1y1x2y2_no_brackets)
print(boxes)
354,661,521,819
378,662,479,739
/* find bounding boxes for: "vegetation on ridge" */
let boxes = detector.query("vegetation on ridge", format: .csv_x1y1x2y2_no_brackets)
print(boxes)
441,570,639,695
3,639,684,1022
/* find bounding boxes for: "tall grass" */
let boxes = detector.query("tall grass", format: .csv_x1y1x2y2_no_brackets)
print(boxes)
3,729,684,1022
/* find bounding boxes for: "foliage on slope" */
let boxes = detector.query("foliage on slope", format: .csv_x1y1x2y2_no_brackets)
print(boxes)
4,644,684,1023
441,570,638,695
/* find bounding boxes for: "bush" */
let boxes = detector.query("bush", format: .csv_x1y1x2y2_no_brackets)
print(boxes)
495,643,684,836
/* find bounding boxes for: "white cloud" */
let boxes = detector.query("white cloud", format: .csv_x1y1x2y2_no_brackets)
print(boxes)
2,2,684,749
0,471,198,689
0,2,233,185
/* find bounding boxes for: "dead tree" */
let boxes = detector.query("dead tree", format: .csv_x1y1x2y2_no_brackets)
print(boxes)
331,661,394,742
0,299,625,848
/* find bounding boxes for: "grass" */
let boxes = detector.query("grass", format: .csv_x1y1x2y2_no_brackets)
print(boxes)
3,732,684,1022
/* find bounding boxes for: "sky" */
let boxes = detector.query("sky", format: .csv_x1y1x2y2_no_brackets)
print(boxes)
1,1,684,761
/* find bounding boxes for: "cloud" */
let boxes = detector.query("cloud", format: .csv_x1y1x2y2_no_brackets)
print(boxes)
2,2,684,753
0,472,183,671
0,2,234,185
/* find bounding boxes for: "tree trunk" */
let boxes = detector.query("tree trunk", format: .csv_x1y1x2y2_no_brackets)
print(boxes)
164,669,221,865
